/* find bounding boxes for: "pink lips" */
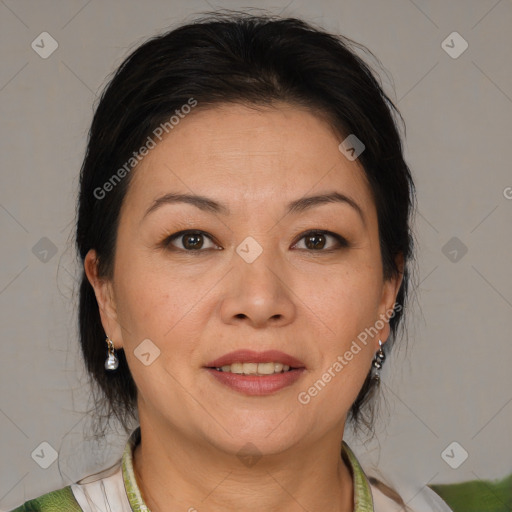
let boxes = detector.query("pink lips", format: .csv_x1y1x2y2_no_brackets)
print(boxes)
205,349,305,369
204,349,306,396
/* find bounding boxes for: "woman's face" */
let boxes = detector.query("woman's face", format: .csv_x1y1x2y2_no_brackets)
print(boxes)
86,102,402,456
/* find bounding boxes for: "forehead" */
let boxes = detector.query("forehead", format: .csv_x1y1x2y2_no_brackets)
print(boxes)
123,103,375,220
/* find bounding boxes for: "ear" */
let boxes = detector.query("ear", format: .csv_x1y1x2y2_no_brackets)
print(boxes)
84,249,124,349
376,252,405,346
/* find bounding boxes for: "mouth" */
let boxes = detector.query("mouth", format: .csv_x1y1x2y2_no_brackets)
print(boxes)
204,350,306,396
213,361,295,375
204,349,306,373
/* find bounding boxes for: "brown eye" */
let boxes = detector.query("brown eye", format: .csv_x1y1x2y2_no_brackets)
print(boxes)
294,230,348,251
305,233,327,250
182,233,204,250
165,230,220,251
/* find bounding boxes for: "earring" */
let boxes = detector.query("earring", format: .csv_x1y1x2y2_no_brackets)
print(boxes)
104,335,119,371
372,339,385,383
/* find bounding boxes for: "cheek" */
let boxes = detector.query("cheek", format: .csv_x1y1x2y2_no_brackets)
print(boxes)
304,350,373,428
298,264,382,339
112,265,208,401
294,264,381,404
116,275,196,339
113,254,219,363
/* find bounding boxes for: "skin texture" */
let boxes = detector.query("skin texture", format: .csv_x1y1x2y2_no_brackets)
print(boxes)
85,102,403,512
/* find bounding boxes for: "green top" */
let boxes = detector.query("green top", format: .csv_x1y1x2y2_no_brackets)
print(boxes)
8,427,375,511
9,486,82,512
429,473,512,512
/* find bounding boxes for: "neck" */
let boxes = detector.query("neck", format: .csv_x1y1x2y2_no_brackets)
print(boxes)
131,420,354,512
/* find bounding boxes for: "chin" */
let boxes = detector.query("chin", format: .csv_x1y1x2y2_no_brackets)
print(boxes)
201,413,306,456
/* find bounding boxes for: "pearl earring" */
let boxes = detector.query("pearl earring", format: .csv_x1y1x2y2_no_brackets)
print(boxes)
105,335,119,371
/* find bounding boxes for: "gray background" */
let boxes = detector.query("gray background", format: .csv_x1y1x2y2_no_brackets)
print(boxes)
1,0,511,509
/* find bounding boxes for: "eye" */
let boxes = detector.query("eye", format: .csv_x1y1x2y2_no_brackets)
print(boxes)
164,230,221,251
293,230,349,251
162,229,348,253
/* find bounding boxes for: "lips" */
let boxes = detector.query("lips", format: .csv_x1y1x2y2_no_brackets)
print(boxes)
204,349,306,369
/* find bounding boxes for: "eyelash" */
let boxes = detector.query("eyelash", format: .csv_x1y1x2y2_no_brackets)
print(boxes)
161,229,349,253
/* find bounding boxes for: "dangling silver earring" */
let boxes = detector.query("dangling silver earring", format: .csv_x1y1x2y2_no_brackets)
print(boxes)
105,335,119,371
372,339,385,384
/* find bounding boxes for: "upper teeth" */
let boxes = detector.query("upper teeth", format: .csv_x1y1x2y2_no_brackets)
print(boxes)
216,362,291,375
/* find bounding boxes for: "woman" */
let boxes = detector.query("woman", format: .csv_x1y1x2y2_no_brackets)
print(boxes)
11,12,453,512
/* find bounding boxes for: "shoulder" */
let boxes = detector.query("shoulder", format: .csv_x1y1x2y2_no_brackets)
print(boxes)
7,486,82,512
7,462,127,512
369,475,454,512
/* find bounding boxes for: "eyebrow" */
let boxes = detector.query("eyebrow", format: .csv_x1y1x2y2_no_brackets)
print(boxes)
287,192,365,225
143,191,365,225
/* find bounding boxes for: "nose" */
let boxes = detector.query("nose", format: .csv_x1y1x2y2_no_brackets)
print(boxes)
219,246,297,329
